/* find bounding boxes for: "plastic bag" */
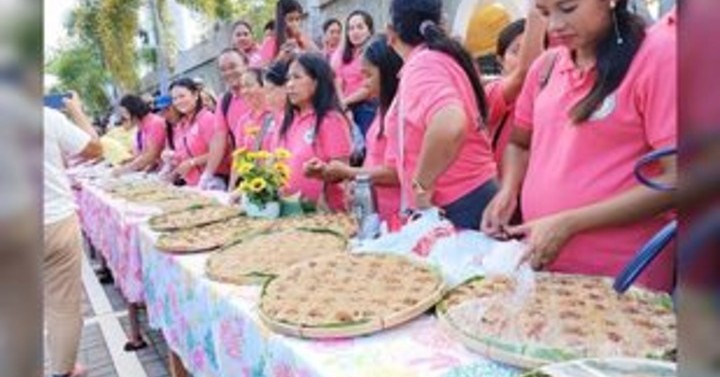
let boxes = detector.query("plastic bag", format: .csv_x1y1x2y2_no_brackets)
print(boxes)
352,208,455,256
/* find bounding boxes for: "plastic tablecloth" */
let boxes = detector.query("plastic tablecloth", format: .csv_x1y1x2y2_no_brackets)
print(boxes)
138,224,521,377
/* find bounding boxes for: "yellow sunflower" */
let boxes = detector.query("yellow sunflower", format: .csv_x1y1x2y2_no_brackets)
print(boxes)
237,181,250,193
274,162,291,179
235,161,254,176
273,148,291,160
249,177,267,193
254,150,272,160
232,147,248,159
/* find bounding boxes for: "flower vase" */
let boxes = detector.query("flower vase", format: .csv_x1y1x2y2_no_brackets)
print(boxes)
244,198,281,219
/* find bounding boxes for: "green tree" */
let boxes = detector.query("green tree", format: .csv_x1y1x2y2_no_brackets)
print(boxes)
46,42,112,116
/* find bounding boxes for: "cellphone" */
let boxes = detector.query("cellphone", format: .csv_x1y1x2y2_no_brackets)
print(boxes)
44,93,72,110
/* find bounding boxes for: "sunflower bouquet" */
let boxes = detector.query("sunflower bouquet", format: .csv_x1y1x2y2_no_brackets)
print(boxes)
232,147,292,209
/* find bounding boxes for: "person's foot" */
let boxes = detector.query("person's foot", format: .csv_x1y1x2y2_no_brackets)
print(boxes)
123,339,148,352
96,269,114,285
69,364,88,377
53,363,87,377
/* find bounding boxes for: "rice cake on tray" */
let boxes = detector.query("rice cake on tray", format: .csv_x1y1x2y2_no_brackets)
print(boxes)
140,196,219,213
436,273,676,370
259,253,445,339
271,213,357,238
155,216,273,254
148,205,241,232
205,228,347,285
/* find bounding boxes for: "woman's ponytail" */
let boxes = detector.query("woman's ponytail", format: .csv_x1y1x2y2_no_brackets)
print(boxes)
419,20,488,123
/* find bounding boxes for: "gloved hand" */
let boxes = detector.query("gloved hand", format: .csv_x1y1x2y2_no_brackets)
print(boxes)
199,172,227,191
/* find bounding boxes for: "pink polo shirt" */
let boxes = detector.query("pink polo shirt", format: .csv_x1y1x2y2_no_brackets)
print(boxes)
331,49,365,99
364,111,400,222
385,46,497,208
215,92,250,175
232,108,273,151
271,110,352,211
244,45,264,68
484,79,515,172
514,42,677,291
173,108,217,186
135,113,166,154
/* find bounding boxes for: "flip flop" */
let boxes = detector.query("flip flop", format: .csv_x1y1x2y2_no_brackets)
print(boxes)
123,339,148,352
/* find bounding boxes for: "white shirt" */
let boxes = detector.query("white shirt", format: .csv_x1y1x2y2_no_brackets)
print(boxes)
44,107,91,225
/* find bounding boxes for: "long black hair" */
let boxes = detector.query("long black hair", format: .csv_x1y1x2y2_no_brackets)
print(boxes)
497,19,526,58
120,94,151,120
390,0,488,122
571,0,645,123
274,0,304,57
264,60,289,86
342,10,375,65
169,77,203,126
280,53,343,141
363,34,403,139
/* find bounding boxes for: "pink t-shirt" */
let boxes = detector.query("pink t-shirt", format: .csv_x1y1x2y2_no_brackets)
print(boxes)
232,108,273,151
135,113,166,154
331,49,365,99
244,45,264,68
215,92,250,175
514,42,677,291
385,46,497,208
484,79,515,172
173,108,217,186
258,35,277,63
364,111,401,222
271,110,352,211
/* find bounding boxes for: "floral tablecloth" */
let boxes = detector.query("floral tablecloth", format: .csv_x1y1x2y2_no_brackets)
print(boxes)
77,182,156,303
139,224,522,377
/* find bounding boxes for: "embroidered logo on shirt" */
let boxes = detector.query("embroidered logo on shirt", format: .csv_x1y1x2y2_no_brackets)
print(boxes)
304,128,315,144
589,93,617,122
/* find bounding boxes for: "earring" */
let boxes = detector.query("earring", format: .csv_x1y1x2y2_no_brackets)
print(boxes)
612,9,624,45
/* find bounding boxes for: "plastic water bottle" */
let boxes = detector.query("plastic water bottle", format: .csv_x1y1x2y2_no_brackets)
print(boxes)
353,174,380,240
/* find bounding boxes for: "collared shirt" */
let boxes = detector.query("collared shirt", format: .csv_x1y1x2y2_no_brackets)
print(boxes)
514,41,677,291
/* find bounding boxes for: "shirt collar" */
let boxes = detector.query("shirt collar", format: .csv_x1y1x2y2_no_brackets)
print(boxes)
557,47,596,75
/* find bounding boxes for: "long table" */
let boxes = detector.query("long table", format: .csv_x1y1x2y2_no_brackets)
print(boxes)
74,175,520,377
138,225,520,377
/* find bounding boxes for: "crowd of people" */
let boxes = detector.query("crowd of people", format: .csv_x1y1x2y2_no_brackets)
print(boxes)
100,0,678,290
44,0,676,375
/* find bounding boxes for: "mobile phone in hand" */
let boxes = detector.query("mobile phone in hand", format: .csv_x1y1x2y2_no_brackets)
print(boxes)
44,93,72,110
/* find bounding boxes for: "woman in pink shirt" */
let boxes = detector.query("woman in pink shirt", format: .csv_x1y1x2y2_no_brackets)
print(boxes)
385,0,498,229
259,0,318,63
482,0,677,291
231,20,265,67
272,53,353,212
323,35,403,223
228,68,276,190
484,11,546,171
332,10,377,137
166,78,220,186
322,18,342,61
113,94,166,175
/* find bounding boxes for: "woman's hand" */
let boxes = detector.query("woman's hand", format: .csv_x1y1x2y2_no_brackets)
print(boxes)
303,157,326,179
505,213,577,270
172,159,194,177
480,187,518,238
324,160,354,183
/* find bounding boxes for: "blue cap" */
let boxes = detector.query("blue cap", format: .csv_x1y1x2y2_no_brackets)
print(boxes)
154,95,172,110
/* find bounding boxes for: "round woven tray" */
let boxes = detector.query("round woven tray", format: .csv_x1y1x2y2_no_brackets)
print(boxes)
259,253,446,339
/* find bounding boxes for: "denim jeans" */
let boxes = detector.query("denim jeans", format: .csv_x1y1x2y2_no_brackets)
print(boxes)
350,100,379,138
442,179,499,230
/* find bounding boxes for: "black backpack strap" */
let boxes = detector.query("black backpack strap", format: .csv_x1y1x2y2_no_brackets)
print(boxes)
538,52,560,92
491,111,511,151
221,91,236,150
165,120,175,150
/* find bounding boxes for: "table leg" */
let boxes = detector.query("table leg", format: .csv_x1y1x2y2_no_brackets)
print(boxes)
168,351,189,377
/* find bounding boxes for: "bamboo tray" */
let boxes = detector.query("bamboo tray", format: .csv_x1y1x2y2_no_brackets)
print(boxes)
259,253,446,339
205,228,348,285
